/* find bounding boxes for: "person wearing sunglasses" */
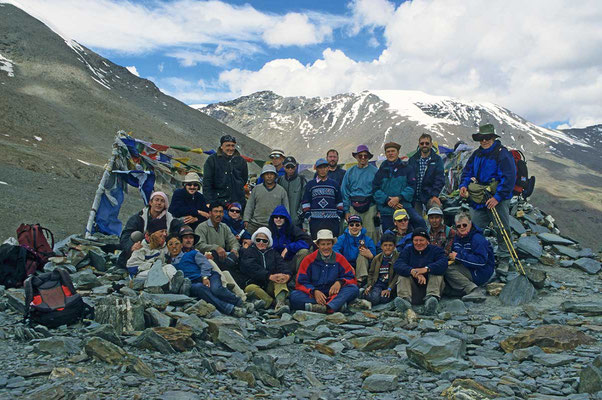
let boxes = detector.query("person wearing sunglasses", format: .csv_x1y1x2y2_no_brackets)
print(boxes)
239,227,292,314
341,145,379,243
257,149,286,184
393,228,448,316
169,172,209,231
383,208,413,253
445,212,494,302
278,156,307,228
290,229,359,314
408,133,445,214
243,164,289,234
202,134,248,209
268,205,312,273
223,202,251,245
333,215,376,287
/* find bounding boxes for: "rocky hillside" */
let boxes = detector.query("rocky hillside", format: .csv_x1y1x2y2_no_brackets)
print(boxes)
0,3,270,239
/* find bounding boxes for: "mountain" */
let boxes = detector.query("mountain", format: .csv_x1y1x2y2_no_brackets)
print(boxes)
200,91,602,249
0,3,270,240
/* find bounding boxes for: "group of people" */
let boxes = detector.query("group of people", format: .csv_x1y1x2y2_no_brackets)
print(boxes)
117,123,518,315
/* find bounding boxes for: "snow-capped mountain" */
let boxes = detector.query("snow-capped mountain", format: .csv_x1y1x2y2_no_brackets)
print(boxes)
199,90,592,164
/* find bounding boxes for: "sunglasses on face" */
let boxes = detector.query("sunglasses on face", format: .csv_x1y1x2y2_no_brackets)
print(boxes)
270,155,283,159
229,209,241,214
255,238,269,244
456,223,469,229
357,154,370,159
349,222,362,227
419,142,431,146
185,183,199,187
273,216,285,220
396,218,409,222
285,165,296,169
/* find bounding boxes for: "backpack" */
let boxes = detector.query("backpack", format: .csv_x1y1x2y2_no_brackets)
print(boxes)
23,269,93,328
0,244,29,288
17,224,56,272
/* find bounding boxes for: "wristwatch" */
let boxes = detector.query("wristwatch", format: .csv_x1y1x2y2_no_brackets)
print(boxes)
425,267,430,273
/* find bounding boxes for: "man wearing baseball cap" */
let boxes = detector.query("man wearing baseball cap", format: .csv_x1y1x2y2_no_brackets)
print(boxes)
243,164,289,234
341,145,379,242
426,206,455,254
384,208,413,252
333,214,376,286
202,134,248,208
373,141,427,233
302,158,344,239
278,156,307,227
257,149,286,184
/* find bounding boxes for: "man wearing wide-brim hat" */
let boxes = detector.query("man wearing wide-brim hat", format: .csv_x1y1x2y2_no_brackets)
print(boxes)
169,172,209,231
289,230,359,313
373,142,427,233
243,164,289,235
341,145,379,243
459,123,516,268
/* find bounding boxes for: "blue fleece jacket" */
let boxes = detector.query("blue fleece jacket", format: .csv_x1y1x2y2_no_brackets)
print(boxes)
333,227,376,264
341,164,378,212
373,159,416,216
451,225,494,285
394,244,448,277
172,249,213,281
459,140,517,209
223,213,251,241
268,205,311,260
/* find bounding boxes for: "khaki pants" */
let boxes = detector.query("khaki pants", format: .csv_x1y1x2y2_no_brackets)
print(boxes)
244,282,289,308
208,259,247,301
397,274,445,304
444,263,477,295
355,255,371,281
350,204,379,244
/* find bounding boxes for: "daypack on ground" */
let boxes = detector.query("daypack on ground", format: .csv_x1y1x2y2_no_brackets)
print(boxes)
24,269,93,328
17,223,56,273
0,244,30,288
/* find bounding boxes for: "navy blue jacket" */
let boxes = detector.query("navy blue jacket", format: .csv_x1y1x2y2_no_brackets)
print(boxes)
460,140,517,209
168,188,208,229
223,213,251,241
408,150,445,204
451,225,494,285
268,205,311,260
302,178,343,220
394,244,448,277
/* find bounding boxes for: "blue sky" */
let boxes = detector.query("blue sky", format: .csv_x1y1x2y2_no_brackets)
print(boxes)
17,0,602,128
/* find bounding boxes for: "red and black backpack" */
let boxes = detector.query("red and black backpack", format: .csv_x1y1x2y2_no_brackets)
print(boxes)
17,224,56,273
24,269,93,328
477,146,536,199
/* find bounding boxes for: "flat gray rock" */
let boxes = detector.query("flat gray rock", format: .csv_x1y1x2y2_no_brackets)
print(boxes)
553,245,580,259
517,235,543,259
499,275,536,306
509,216,526,235
561,301,602,316
573,258,601,275
537,232,576,245
145,260,169,288
130,328,175,354
406,334,466,373
362,374,398,392
533,353,576,367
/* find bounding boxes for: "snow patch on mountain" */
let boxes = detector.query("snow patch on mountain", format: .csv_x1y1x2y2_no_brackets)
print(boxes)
0,53,14,77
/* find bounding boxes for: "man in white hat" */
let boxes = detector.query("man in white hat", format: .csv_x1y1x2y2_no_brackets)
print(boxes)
243,164,289,234
169,172,209,230
257,149,286,184
289,229,359,313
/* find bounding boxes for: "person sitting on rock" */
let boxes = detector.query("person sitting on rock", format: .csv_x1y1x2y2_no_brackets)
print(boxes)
165,234,249,317
445,212,494,302
222,202,251,247
364,234,399,306
239,227,292,314
333,215,376,287
383,208,413,253
168,172,209,231
393,228,448,315
268,205,312,273
290,229,359,313
178,225,246,301
118,191,183,269
426,206,455,254
127,218,174,279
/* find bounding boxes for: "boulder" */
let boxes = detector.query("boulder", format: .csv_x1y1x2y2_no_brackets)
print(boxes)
500,324,596,353
512,346,544,361
6,289,26,314
532,353,576,367
94,295,145,334
516,235,542,259
145,307,171,327
525,267,547,289
406,334,466,373
34,337,81,356
508,216,526,235
441,379,499,400
184,299,217,317
153,327,195,352
175,315,208,338
362,374,398,393
579,356,602,394
84,337,154,378
573,258,601,275
350,333,408,351
209,325,256,353
71,269,102,290
498,275,535,306
85,324,122,346
561,301,602,316
552,244,580,259
130,328,175,354
145,260,170,288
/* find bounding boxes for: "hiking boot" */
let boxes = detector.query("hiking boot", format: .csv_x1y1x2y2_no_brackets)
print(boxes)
232,307,245,318
226,282,236,291
180,278,191,296
462,287,486,303
253,299,267,310
305,303,327,314
274,301,290,315
245,291,258,301
242,302,255,314
393,297,412,313
350,299,372,310
169,270,185,294
424,296,439,316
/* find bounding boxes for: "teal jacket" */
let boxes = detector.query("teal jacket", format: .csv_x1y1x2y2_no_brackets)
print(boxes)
373,159,416,216
341,164,378,212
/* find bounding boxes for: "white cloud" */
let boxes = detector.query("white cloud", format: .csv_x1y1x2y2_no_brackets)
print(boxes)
263,13,332,47
126,65,139,77
217,0,602,127
158,63,164,73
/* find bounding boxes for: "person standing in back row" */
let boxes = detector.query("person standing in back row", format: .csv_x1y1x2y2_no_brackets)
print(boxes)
257,149,286,184
314,149,346,188
202,135,248,209
243,165,289,234
408,133,445,214
278,156,307,227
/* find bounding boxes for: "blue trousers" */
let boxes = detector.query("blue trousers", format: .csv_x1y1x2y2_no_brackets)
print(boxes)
381,205,426,232
190,271,241,315
363,280,393,305
289,284,359,312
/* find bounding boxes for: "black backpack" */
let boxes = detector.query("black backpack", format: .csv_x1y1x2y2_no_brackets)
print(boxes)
0,244,31,288
24,269,93,328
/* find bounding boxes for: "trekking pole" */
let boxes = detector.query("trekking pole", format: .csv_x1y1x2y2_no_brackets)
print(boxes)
488,200,527,276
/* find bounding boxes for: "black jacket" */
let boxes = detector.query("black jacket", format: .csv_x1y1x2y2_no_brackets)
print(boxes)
239,245,292,287
202,148,248,206
408,150,445,204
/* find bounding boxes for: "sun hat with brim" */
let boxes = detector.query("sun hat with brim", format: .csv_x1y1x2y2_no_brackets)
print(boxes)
270,149,285,158
472,124,500,141
352,144,373,159
393,209,409,221
315,158,328,168
252,227,273,247
178,225,200,245
314,229,337,245
260,164,277,177
183,172,201,184
427,206,444,216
